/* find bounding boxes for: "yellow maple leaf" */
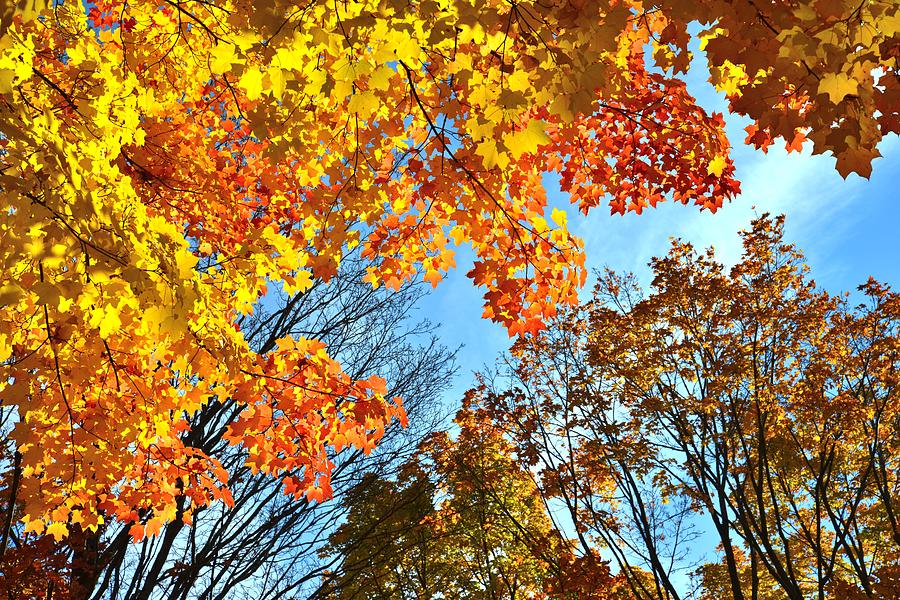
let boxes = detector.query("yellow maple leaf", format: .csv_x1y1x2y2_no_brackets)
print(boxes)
145,516,164,538
347,90,379,118
46,521,68,542
210,43,243,75
506,70,531,93
449,226,466,246
392,36,421,64
97,305,122,339
283,269,313,296
818,73,858,104
23,517,45,535
369,65,394,91
707,154,727,177
476,139,506,170
424,269,442,288
505,119,550,160
266,67,286,99
239,68,264,101
550,207,568,227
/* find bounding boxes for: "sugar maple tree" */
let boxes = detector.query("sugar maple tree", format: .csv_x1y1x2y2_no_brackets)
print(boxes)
0,0,897,558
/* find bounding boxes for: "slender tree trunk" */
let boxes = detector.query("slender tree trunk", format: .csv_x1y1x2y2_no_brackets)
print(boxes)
71,528,102,600
0,451,22,558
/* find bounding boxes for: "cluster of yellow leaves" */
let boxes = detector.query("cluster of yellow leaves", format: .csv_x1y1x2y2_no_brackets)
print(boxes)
0,1,408,541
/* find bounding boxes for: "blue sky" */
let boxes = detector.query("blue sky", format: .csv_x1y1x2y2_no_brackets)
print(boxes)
421,66,900,404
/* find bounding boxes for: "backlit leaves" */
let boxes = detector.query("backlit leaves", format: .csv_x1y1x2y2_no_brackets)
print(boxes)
0,0,895,549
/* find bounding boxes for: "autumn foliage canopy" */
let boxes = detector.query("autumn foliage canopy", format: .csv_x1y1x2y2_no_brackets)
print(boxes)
0,0,897,563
